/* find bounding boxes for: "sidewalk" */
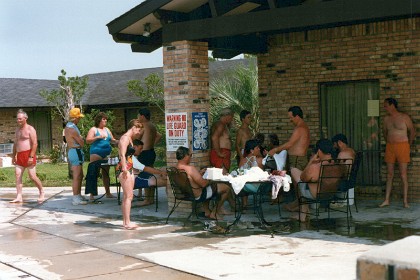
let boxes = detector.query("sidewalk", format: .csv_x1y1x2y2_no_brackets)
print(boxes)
1,187,419,280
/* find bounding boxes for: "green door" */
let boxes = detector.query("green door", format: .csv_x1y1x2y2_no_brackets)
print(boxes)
320,80,381,186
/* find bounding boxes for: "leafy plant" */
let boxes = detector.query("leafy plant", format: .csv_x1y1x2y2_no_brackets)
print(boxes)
127,73,164,113
210,60,259,134
49,144,62,164
39,69,89,124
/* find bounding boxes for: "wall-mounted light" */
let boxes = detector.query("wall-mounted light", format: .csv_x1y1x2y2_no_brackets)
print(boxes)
143,23,151,37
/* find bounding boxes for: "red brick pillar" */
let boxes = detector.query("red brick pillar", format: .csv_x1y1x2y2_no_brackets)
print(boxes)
163,40,210,213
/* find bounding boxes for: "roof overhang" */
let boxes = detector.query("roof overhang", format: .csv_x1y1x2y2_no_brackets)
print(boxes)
107,0,420,59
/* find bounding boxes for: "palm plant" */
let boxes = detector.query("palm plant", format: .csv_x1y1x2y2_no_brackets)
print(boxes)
209,60,259,134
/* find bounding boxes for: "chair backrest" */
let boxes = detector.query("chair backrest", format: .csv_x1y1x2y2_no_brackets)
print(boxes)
316,159,353,200
166,167,195,201
346,151,362,190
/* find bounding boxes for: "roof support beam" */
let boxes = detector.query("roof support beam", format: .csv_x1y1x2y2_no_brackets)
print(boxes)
107,0,172,34
162,0,420,43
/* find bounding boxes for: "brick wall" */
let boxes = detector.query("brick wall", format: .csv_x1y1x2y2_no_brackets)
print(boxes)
0,109,17,144
163,40,210,213
258,18,420,201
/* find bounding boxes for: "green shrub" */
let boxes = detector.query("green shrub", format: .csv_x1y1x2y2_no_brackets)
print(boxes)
49,145,62,164
0,170,7,181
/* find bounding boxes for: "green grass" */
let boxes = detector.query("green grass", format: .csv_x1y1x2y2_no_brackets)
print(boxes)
0,160,167,188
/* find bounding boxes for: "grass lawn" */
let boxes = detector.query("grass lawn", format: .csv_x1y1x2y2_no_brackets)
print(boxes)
0,160,167,188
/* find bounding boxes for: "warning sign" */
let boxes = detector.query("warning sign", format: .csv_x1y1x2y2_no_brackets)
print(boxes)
165,112,188,151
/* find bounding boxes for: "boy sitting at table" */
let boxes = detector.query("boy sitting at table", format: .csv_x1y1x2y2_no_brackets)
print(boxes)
132,139,167,202
176,146,231,220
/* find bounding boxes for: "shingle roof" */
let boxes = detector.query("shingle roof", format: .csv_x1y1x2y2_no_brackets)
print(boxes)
0,58,253,108
0,78,59,107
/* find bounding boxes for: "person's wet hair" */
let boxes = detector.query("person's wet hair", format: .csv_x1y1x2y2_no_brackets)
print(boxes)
176,146,190,160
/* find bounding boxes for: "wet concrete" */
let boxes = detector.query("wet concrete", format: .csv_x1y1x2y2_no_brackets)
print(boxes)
0,187,419,279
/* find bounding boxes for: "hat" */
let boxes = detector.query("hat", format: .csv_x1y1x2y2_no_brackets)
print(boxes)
69,108,84,119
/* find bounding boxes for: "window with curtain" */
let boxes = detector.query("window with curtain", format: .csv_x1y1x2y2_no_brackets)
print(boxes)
320,80,380,186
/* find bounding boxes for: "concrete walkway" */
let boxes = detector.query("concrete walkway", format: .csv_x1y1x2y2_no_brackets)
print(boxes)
1,187,419,280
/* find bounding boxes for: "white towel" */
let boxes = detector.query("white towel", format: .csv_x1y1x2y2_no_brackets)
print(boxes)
269,174,292,199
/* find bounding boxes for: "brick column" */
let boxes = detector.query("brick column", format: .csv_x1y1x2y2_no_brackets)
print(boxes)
163,40,210,213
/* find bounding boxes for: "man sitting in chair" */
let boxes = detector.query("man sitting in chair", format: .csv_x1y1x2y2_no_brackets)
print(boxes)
290,139,342,222
331,133,355,162
176,146,231,220
132,139,167,200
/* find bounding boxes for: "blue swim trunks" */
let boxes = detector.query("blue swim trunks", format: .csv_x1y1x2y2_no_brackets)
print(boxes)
68,148,84,166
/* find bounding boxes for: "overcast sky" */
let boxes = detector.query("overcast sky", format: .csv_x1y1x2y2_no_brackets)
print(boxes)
0,0,164,80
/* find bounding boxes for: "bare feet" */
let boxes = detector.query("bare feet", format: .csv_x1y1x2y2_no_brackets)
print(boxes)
379,201,390,208
105,193,115,198
38,192,45,203
9,199,23,204
123,223,139,230
404,202,410,208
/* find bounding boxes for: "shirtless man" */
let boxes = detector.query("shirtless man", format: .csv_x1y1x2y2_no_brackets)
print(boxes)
290,139,341,222
210,108,234,173
268,106,310,210
64,108,87,206
137,108,162,206
235,110,253,165
10,109,45,203
176,146,231,220
268,106,310,171
380,98,415,208
331,134,356,162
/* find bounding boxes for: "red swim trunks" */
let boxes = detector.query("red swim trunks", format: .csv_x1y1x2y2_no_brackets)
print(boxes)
385,142,410,163
209,148,231,170
16,150,36,167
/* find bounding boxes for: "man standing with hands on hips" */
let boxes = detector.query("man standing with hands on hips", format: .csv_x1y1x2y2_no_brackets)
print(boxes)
10,109,45,203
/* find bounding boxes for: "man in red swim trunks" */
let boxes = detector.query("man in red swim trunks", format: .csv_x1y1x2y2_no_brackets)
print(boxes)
210,108,234,174
380,98,415,208
10,109,45,203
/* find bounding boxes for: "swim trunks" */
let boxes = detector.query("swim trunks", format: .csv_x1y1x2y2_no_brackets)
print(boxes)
195,185,215,202
385,142,410,163
298,182,315,199
288,155,308,170
210,148,231,170
137,149,156,179
68,148,84,166
137,149,156,167
16,150,36,168
134,176,151,189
